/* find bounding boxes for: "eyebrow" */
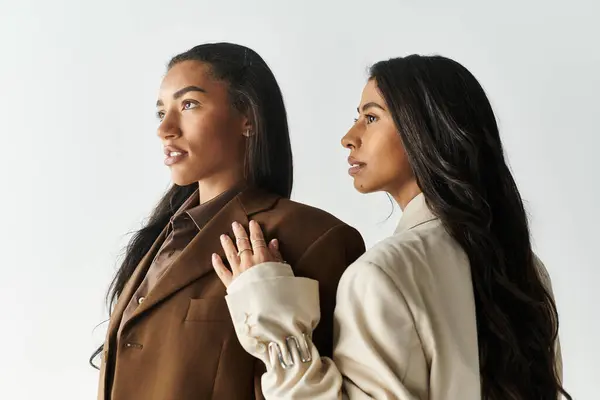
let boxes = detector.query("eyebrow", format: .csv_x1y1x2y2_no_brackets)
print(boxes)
357,102,386,113
156,85,207,107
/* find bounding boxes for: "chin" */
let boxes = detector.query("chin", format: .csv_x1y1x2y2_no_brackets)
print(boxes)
352,178,376,194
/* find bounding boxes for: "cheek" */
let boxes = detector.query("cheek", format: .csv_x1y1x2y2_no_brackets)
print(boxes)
373,129,401,162
184,112,240,154
363,131,410,188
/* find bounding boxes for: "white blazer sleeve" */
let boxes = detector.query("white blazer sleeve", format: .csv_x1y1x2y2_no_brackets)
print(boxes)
226,262,344,399
225,260,427,399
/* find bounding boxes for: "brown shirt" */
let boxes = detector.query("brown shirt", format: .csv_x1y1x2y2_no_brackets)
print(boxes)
117,185,243,337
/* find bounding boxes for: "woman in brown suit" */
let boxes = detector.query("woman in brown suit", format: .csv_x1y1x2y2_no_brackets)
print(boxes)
91,42,365,400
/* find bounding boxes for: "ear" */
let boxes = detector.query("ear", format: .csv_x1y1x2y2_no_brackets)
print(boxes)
241,115,254,137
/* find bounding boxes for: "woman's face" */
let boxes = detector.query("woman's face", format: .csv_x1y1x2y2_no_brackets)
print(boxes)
156,60,248,187
341,79,417,204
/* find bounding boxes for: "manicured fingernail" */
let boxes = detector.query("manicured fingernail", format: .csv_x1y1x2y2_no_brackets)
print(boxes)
272,239,279,249
212,253,218,261
220,234,227,240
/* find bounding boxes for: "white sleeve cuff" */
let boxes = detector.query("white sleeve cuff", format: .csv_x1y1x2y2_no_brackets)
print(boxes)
225,267,321,368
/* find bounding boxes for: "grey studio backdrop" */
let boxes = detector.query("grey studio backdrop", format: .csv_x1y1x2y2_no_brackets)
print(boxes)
0,1,597,398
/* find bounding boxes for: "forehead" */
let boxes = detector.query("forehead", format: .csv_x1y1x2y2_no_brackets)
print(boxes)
360,79,385,103
158,60,226,97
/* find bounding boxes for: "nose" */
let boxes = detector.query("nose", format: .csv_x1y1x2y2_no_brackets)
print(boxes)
341,124,361,150
157,112,182,141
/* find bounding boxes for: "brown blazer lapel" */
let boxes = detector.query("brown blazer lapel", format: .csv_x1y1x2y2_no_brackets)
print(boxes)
100,224,169,400
105,225,170,342
121,188,280,331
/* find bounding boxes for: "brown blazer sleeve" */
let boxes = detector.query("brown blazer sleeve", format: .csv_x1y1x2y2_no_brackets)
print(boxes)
291,224,366,358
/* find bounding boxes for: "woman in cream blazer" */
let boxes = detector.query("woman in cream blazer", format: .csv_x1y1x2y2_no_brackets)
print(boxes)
212,55,571,399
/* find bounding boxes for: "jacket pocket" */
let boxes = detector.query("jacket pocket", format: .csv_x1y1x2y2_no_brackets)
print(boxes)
184,297,230,322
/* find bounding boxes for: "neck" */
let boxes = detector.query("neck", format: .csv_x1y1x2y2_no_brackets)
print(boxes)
197,170,245,204
390,180,422,210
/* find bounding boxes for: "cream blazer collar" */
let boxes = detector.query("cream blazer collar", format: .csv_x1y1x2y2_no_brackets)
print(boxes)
395,192,439,234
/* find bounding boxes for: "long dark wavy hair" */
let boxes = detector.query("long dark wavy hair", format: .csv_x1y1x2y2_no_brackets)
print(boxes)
371,55,571,399
90,42,293,368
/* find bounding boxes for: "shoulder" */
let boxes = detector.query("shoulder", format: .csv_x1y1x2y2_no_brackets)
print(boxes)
271,197,363,242
354,219,468,287
362,219,453,266
274,197,347,227
339,258,395,292
239,188,361,241
244,193,364,269
339,224,451,292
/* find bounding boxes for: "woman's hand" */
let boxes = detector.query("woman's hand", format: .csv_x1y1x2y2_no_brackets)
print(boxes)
212,220,284,288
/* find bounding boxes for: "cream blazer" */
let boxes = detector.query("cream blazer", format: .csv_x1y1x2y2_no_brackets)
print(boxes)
225,193,562,399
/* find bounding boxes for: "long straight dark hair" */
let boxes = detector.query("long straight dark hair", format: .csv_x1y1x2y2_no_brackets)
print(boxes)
371,55,571,399
90,42,293,368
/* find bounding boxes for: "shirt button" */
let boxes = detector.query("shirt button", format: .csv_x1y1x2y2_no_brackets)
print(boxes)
138,297,145,304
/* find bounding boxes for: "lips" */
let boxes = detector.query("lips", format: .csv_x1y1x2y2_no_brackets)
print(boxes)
164,145,188,166
347,156,366,176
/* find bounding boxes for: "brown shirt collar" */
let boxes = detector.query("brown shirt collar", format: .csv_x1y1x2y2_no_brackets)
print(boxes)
172,182,247,231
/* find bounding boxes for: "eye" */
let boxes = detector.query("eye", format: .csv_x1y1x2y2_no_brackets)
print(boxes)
156,110,165,121
182,100,199,111
365,114,378,124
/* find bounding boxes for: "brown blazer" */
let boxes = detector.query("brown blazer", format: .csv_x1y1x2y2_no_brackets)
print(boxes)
97,187,365,400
